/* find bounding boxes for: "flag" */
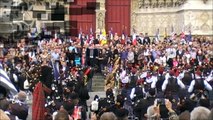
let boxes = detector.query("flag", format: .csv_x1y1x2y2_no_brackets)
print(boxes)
100,28,107,45
164,28,167,39
180,26,185,39
52,61,60,80
155,28,160,42
109,27,114,40
90,27,93,35
54,30,58,39
0,63,17,96
186,30,192,42
87,27,94,44
121,31,125,40
121,29,126,44
78,27,82,39
132,28,137,46
170,25,175,40
31,27,38,38
171,25,174,34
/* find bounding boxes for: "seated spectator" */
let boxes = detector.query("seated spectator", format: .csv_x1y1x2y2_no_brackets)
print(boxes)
100,112,117,120
54,110,69,120
178,111,190,120
145,99,179,120
11,91,29,120
190,106,211,120
0,99,19,120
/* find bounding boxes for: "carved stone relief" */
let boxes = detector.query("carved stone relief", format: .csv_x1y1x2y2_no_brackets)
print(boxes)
132,0,212,35
97,12,104,29
138,0,186,9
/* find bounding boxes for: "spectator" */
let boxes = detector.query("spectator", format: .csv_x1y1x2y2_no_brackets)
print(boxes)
54,110,69,120
190,106,210,120
0,109,10,120
100,112,117,120
10,91,29,120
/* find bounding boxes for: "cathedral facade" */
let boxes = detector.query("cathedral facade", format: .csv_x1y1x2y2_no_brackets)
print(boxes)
130,0,213,36
0,0,212,40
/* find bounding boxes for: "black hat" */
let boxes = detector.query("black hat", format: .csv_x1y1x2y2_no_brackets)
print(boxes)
149,88,156,96
70,93,79,100
114,108,129,118
63,101,75,114
106,88,114,98
94,95,99,101
116,94,125,107
199,99,210,108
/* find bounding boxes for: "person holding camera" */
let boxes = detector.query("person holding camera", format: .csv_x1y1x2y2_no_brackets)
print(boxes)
145,99,179,120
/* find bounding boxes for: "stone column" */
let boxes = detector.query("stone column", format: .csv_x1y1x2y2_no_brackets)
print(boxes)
95,0,106,37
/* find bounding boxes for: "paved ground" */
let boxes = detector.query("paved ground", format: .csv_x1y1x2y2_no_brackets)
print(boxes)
27,91,105,120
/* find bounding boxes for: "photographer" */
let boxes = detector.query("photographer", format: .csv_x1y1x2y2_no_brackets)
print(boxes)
145,99,179,120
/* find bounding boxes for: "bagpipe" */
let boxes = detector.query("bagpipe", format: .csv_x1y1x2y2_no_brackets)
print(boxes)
83,66,93,86
23,64,41,92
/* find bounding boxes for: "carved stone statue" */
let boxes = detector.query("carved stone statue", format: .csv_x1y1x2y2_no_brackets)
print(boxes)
203,0,208,4
138,0,145,9
98,13,104,29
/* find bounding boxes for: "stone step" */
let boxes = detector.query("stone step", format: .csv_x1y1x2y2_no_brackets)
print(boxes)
93,79,105,82
92,82,105,87
93,76,105,79
92,87,104,91
92,74,105,92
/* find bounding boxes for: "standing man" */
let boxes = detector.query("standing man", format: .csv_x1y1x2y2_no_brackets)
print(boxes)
188,71,212,99
143,33,151,45
86,44,98,67
162,70,185,101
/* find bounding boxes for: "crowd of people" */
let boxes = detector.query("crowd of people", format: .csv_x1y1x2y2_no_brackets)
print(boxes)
0,30,212,120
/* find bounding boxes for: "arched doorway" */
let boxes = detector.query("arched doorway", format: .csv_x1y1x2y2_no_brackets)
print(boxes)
69,0,96,37
105,0,131,36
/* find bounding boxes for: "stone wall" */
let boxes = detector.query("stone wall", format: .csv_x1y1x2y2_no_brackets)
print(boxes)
131,0,213,36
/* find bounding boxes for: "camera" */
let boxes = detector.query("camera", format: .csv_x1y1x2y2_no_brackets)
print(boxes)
156,98,165,105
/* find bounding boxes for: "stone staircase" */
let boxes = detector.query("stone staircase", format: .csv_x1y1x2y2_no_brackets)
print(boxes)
92,73,105,92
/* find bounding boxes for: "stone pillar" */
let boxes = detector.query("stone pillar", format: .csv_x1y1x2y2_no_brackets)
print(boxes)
64,4,70,35
95,0,106,37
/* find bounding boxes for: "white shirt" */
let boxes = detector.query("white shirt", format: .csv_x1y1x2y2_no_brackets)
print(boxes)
140,71,147,78
147,76,158,88
154,58,161,65
184,53,191,64
144,50,150,56
160,56,167,66
130,86,143,99
188,79,212,93
190,51,197,59
121,76,129,84
119,70,126,80
162,75,185,91
206,71,213,82
178,71,185,80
